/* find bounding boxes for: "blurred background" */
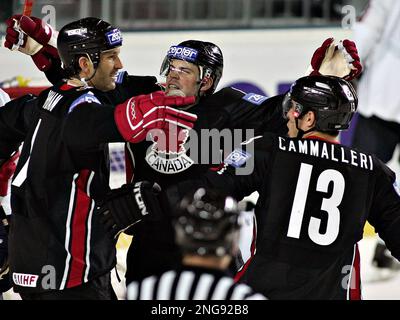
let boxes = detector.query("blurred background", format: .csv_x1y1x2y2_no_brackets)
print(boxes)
1,0,369,31
1,0,400,300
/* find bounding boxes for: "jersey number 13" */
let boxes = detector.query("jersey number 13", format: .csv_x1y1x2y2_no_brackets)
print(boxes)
287,163,345,246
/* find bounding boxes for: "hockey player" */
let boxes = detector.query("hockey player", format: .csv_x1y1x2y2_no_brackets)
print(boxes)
0,17,196,300
127,187,266,300
116,39,363,284
4,15,363,286
167,75,400,299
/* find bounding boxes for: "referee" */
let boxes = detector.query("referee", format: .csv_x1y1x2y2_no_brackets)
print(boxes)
127,188,266,300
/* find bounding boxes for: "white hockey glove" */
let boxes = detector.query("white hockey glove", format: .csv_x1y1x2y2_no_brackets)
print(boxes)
307,38,362,80
4,15,59,71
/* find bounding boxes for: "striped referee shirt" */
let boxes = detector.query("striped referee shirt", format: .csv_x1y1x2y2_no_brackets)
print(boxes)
126,266,267,300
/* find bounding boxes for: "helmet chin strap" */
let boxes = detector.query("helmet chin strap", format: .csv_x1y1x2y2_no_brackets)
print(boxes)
79,54,98,88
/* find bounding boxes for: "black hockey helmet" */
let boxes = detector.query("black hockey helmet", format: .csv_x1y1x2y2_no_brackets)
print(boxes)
160,40,224,94
282,75,358,132
57,17,123,76
174,188,240,257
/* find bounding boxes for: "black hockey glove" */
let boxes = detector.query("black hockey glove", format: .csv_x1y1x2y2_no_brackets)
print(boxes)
97,181,162,239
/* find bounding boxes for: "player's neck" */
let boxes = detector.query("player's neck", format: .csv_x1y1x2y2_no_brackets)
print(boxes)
182,255,231,270
303,131,339,143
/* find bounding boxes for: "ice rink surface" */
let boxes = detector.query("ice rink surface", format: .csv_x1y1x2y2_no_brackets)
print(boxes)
359,237,400,300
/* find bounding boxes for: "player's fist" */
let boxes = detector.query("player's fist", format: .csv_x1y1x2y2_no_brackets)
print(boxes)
98,181,163,239
308,38,362,80
310,37,335,75
4,15,58,71
339,39,362,80
114,91,197,143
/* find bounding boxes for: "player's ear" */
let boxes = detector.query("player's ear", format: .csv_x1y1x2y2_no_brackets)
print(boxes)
305,110,316,129
200,77,213,94
78,56,93,75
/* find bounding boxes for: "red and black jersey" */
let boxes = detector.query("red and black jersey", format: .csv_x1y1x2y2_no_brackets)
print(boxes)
0,73,159,294
201,133,400,299
124,88,287,282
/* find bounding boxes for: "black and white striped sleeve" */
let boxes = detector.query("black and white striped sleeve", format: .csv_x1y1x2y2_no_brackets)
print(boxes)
126,270,267,300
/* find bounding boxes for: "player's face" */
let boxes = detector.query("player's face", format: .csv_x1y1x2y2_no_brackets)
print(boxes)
91,48,123,92
165,59,201,97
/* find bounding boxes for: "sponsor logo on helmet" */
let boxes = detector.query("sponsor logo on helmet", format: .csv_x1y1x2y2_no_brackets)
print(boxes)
167,46,198,63
66,28,87,36
106,28,123,46
342,84,355,101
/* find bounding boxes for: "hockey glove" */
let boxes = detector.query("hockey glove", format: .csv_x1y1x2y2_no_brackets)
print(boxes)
308,38,362,80
97,181,163,239
114,91,197,144
4,15,59,71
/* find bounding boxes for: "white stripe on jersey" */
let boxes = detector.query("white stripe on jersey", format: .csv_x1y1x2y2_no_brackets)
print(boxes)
83,200,94,282
0,88,10,107
210,277,233,300
175,271,195,300
346,244,357,300
192,273,214,300
60,173,79,290
156,270,176,300
84,173,95,283
12,119,42,187
140,276,157,300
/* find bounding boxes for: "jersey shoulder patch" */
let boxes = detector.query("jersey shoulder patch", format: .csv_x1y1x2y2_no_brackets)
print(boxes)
242,92,268,105
225,148,252,168
69,92,101,113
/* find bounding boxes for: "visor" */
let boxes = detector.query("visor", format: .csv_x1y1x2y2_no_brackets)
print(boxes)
282,93,305,119
282,92,292,119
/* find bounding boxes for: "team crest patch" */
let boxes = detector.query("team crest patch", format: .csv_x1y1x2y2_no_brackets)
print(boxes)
145,128,194,174
242,93,268,105
224,148,251,168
